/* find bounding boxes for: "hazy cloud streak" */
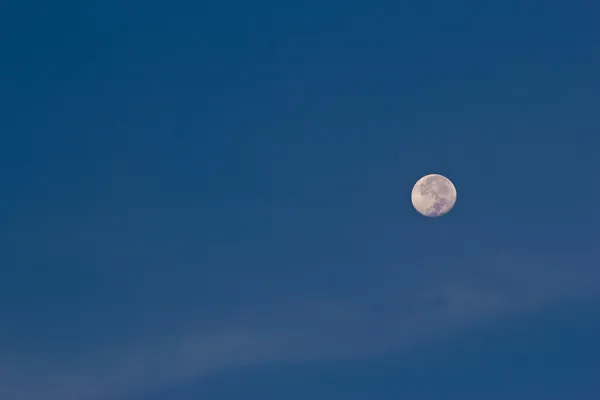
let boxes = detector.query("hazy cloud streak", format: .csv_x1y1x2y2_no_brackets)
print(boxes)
1,255,598,400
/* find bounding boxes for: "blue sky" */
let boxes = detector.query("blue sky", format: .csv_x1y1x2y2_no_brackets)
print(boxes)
1,1,599,399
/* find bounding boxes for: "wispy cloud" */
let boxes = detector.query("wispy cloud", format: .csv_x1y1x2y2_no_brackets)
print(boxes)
1,255,598,400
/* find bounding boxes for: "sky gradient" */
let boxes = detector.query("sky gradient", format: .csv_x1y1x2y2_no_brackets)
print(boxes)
1,1,599,399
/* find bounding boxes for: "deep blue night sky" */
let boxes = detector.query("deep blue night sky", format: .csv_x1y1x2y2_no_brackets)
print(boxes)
1,1,599,399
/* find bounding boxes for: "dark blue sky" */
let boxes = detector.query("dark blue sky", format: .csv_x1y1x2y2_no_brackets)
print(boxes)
1,1,599,399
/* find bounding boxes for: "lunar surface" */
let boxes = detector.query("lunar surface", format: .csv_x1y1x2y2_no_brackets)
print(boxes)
411,174,457,217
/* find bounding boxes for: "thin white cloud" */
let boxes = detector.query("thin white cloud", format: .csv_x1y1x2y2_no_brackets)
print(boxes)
1,255,598,400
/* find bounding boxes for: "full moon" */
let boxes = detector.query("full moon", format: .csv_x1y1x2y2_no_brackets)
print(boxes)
411,174,457,217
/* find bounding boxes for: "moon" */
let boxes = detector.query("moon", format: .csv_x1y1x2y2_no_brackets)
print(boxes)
411,174,457,217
